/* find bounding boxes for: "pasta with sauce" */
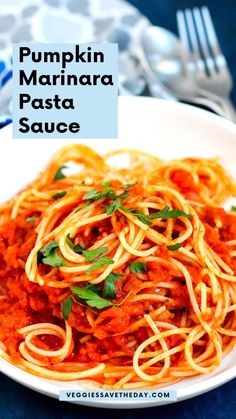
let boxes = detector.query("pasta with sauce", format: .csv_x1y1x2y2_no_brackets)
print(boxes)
0,144,236,389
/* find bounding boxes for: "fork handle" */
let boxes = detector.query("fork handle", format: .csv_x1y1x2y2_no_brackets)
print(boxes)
215,98,236,123
180,96,226,116
195,88,236,122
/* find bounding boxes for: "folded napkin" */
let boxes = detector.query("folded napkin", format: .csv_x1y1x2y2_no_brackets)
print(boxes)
0,0,150,129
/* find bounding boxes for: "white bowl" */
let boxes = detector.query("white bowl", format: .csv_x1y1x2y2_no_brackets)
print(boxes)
0,96,236,408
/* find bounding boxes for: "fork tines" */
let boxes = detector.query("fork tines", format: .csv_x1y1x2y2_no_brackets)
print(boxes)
176,6,225,76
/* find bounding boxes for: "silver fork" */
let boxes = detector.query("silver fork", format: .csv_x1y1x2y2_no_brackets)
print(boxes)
177,6,236,122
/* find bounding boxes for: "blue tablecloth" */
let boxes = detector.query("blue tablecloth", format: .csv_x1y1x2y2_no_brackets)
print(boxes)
1,1,236,417
1,373,235,417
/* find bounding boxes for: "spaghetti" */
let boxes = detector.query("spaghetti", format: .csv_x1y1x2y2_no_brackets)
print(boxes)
0,144,236,389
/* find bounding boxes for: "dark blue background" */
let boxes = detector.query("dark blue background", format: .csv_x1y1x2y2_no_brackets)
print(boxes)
1,1,236,417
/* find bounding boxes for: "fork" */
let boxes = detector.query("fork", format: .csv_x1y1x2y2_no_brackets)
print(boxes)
177,6,236,122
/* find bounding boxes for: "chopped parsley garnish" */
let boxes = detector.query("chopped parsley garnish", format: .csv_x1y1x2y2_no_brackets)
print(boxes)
41,247,67,267
66,239,113,274
74,244,85,254
119,191,130,200
26,215,38,223
86,284,101,293
83,247,108,262
123,183,135,189
119,206,135,214
83,189,100,200
66,238,109,264
37,241,67,267
86,256,114,274
103,272,123,298
61,281,131,318
105,191,130,216
133,210,152,226
61,296,73,320
52,191,67,200
70,285,113,309
82,182,130,217
54,165,68,181
130,262,147,274
167,243,182,251
105,199,122,215
83,185,191,227
101,181,112,187
66,234,84,254
231,206,236,212
148,206,192,220
121,206,152,226
121,205,191,227
66,234,74,250
83,183,117,201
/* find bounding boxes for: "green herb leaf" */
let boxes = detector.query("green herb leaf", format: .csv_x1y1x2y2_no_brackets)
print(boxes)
231,206,236,212
120,206,134,214
66,234,74,250
61,296,73,320
26,215,38,223
67,237,108,260
83,247,108,262
106,190,117,199
99,186,116,200
86,284,101,293
121,205,191,226
83,189,100,200
83,186,117,201
123,183,135,189
120,206,152,226
71,295,98,314
130,262,147,274
54,165,68,181
167,243,182,251
148,206,192,220
101,181,112,187
52,191,67,200
86,257,114,274
42,247,67,267
98,184,116,199
103,272,123,298
37,251,44,265
37,241,67,267
134,211,152,226
40,241,59,257
66,234,84,254
105,199,121,215
119,191,130,200
70,285,113,309
74,244,85,254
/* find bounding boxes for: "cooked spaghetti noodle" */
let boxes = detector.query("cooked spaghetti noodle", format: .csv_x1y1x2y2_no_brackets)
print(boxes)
0,144,236,389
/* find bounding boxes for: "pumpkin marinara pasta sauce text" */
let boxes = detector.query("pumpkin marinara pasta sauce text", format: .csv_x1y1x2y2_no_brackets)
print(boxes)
0,144,236,389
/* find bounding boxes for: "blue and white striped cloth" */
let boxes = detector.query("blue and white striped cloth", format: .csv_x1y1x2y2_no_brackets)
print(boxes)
0,56,12,129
